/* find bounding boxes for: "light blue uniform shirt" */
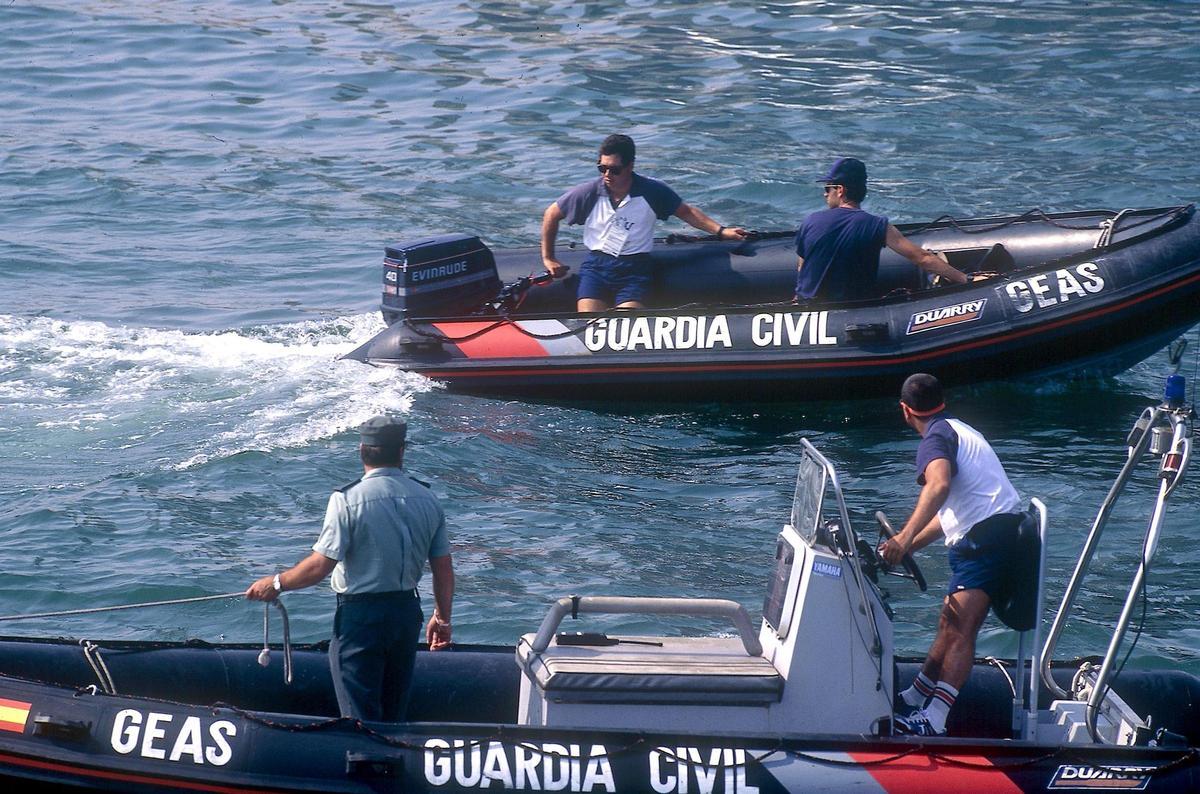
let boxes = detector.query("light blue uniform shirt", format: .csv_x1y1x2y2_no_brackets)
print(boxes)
312,467,448,595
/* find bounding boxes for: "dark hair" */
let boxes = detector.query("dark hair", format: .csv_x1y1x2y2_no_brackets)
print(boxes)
360,442,403,467
900,373,943,413
599,134,635,166
843,181,867,203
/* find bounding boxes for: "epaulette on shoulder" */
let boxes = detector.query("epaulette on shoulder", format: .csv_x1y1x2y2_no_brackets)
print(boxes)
335,477,362,494
408,476,432,489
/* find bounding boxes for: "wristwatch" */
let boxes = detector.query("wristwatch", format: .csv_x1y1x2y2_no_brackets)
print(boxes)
272,574,282,593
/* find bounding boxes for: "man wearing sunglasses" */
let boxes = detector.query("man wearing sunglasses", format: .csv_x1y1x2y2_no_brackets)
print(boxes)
542,133,748,312
795,157,968,303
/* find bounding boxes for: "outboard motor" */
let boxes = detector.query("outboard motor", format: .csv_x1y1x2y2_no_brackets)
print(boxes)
381,234,501,324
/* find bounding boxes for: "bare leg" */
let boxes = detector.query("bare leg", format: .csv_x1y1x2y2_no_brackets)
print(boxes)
917,589,991,686
896,589,992,733
614,300,645,310
935,589,991,689
577,298,610,312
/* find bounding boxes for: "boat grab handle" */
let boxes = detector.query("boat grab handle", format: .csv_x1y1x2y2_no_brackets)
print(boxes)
529,596,762,657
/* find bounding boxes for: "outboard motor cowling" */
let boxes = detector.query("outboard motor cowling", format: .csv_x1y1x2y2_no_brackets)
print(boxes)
381,234,501,324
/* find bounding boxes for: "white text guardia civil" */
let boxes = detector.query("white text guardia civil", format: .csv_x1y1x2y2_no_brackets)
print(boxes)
583,312,836,352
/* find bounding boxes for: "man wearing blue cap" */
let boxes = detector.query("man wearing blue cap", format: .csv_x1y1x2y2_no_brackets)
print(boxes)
247,415,455,722
795,157,968,302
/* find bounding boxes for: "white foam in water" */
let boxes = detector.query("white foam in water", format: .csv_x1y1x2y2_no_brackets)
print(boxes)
0,313,437,471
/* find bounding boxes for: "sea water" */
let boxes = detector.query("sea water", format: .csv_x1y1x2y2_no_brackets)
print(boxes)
2,1,1199,672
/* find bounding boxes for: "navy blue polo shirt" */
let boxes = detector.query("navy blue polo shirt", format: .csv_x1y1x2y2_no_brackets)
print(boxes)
794,207,889,301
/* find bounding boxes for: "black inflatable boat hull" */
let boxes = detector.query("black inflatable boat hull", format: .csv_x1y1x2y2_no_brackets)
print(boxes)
345,206,1200,401
0,638,1196,792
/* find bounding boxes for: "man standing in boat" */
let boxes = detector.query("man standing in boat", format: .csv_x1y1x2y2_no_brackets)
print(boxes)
879,373,1024,737
795,157,968,302
541,133,749,312
246,415,454,722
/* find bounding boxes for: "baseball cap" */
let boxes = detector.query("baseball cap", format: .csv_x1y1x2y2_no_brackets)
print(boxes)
359,415,408,446
816,157,867,190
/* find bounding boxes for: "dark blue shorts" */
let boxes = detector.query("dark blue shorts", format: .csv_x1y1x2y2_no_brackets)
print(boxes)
577,251,653,306
946,512,1024,599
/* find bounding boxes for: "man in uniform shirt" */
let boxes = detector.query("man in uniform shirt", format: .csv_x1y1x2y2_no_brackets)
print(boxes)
246,415,454,722
795,157,968,302
879,373,1024,736
541,133,749,311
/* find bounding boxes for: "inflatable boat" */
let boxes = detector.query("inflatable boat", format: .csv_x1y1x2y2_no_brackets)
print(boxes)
344,204,1200,401
0,379,1196,791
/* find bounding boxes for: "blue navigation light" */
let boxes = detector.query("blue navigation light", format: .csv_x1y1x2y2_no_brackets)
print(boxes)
1164,374,1186,408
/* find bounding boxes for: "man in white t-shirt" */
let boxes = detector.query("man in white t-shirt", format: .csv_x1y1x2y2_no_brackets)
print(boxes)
541,134,748,312
879,373,1024,737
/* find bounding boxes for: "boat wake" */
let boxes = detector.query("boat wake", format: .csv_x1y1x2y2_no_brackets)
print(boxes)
0,313,436,472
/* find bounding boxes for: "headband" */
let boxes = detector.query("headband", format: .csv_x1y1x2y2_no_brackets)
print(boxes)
905,402,945,418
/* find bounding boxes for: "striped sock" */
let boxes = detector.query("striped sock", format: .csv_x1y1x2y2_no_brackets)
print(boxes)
901,672,936,708
924,682,959,734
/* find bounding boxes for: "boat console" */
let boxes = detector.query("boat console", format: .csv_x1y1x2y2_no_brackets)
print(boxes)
517,440,901,735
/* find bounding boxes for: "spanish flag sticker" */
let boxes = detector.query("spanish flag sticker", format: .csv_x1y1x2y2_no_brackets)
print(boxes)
0,698,31,733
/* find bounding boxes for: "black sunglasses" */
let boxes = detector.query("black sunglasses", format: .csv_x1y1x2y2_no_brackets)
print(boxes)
597,163,627,175
823,184,842,194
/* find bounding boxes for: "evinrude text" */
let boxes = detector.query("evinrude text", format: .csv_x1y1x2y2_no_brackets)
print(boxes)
411,260,469,282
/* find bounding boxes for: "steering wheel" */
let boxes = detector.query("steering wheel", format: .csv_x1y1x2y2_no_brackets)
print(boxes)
875,511,927,592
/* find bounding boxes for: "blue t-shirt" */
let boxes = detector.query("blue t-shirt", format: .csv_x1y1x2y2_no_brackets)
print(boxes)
794,207,889,301
556,173,682,256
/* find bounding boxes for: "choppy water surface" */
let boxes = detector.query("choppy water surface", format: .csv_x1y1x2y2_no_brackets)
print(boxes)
2,1,1200,673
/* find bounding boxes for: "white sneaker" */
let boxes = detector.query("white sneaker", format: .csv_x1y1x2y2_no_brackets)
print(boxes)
893,710,946,737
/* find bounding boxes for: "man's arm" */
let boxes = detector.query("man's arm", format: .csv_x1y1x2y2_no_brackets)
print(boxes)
426,554,455,651
673,203,748,241
885,225,967,285
907,514,945,554
246,551,338,602
880,458,952,565
541,202,569,278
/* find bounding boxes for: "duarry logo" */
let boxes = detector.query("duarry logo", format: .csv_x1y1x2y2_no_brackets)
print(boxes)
906,299,987,335
1048,764,1154,790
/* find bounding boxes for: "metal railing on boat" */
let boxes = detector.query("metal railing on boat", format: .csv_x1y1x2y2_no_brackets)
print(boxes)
1039,377,1193,743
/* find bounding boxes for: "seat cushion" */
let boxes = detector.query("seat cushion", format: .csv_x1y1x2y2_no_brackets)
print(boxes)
992,509,1042,632
517,634,783,705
